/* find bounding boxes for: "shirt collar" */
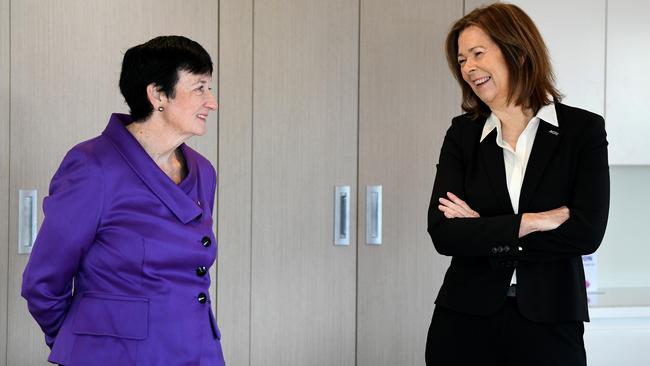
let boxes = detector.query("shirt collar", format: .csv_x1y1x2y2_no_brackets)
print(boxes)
480,102,558,142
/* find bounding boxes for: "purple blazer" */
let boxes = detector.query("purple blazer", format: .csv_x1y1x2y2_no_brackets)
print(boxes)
22,113,225,366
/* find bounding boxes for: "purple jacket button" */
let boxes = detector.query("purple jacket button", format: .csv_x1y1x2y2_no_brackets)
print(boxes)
196,266,207,276
197,293,207,304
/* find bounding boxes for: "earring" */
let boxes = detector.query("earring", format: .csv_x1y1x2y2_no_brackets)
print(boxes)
158,106,164,112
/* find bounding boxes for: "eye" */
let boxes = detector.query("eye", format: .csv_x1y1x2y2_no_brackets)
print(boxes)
458,58,466,65
475,51,484,57
195,85,206,94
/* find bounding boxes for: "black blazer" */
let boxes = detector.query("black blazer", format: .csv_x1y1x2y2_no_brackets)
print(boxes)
427,102,609,323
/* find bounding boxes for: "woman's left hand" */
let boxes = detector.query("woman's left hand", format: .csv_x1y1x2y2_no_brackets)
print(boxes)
438,192,480,219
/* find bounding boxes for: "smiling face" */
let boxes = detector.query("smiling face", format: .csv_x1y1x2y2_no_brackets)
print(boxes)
457,26,511,111
161,70,218,139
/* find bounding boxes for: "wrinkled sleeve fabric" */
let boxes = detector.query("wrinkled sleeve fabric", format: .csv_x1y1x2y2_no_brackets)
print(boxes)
21,146,104,348
427,117,523,258
518,115,609,259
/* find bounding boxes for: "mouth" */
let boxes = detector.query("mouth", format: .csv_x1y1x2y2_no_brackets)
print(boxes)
197,113,208,120
472,76,491,87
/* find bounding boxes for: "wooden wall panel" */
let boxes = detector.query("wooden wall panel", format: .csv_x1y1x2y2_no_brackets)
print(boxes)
464,0,493,12
1,0,10,364
250,1,359,365
357,1,461,365
217,0,253,364
8,1,218,365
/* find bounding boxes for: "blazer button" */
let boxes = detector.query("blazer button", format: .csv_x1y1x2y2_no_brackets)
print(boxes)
491,247,498,254
196,266,207,277
201,236,211,248
497,246,504,253
504,246,510,252
197,292,207,304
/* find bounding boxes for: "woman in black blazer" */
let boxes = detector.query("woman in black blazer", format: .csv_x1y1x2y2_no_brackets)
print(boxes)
425,4,609,366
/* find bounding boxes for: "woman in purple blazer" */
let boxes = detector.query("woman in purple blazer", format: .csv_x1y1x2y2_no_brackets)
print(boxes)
22,36,224,366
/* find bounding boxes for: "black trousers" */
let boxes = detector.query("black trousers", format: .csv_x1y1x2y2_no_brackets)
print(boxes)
425,298,586,366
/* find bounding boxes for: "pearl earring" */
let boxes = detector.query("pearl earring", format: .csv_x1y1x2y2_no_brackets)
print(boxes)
158,106,164,112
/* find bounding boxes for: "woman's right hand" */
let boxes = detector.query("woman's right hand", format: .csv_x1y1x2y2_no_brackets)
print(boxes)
519,206,570,238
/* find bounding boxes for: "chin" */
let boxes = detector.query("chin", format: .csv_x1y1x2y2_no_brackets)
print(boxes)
193,129,207,137
192,122,207,136
476,93,495,107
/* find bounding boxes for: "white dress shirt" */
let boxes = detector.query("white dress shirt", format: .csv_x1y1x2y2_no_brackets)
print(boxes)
480,103,559,284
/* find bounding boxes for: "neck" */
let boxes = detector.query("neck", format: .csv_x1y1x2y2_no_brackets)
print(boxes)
126,116,186,166
490,103,534,151
491,103,533,129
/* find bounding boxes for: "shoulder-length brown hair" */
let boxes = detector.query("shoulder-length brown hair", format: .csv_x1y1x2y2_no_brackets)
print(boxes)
445,3,561,119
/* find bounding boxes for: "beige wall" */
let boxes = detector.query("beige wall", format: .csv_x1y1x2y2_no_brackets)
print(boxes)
1,0,10,364
356,1,460,364
216,0,253,364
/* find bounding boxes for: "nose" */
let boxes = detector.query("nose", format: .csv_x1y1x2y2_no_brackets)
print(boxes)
205,89,218,111
462,58,476,75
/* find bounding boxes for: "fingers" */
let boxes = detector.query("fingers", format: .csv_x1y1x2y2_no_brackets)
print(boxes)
446,192,480,217
438,204,457,219
438,202,463,218
437,192,480,218
447,192,472,212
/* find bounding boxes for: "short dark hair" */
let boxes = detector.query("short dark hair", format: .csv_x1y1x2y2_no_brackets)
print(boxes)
445,3,561,119
119,35,213,122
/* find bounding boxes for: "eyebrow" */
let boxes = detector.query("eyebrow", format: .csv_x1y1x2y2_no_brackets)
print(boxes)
457,46,485,57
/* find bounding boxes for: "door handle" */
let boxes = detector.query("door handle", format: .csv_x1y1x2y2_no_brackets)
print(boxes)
334,186,350,246
18,189,37,254
366,185,382,245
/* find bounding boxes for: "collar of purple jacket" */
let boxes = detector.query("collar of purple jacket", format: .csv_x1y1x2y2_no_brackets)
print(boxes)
102,113,203,224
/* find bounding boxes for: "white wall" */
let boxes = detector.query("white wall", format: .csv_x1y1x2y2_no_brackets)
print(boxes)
511,0,606,115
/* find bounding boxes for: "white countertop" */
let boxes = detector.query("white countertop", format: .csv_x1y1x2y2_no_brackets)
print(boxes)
588,287,650,319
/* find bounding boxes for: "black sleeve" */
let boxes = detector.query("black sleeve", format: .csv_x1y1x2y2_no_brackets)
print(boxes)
427,117,523,258
518,114,610,259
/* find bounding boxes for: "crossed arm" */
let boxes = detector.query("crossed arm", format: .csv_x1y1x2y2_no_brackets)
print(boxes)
438,191,570,238
428,114,609,261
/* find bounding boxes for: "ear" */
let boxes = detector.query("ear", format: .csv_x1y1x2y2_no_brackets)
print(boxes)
518,54,526,66
146,83,168,108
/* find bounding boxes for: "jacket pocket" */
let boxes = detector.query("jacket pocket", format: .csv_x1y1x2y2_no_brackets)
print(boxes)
72,292,149,340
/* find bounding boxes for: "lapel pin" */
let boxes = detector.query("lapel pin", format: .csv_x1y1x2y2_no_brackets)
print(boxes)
548,130,559,136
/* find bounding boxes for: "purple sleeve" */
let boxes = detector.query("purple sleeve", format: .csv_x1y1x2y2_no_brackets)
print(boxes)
21,147,104,348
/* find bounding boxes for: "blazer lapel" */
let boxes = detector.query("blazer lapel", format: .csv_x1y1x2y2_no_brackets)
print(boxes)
519,120,561,212
480,129,515,213
102,113,203,224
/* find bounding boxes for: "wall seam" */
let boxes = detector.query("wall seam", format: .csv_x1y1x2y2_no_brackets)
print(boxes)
354,1,361,365
214,0,221,320
248,0,255,365
603,0,608,120
4,0,11,365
